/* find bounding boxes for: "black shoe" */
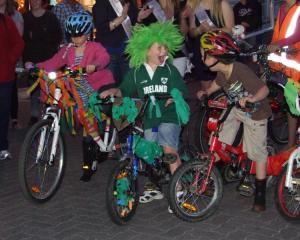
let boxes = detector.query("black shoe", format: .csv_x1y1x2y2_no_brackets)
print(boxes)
80,169,95,182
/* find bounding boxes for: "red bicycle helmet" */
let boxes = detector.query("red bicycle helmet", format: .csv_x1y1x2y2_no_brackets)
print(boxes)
200,30,240,64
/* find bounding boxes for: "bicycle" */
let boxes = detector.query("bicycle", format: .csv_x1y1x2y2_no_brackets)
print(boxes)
105,94,196,225
18,67,121,203
169,45,300,222
168,97,298,222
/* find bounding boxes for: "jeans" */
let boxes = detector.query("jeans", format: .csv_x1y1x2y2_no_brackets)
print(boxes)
0,81,13,151
108,53,129,86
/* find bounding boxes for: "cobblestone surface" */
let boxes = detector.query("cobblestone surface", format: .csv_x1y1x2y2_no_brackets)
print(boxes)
0,93,299,240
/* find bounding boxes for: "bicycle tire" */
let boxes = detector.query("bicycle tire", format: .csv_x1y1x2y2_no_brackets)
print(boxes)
18,119,66,203
169,160,223,222
275,166,300,222
106,159,139,225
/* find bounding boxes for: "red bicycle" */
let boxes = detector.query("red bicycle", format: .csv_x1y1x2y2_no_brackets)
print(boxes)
168,98,298,222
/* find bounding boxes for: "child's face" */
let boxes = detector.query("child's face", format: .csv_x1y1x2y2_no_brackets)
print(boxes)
72,35,89,47
201,48,219,71
146,42,168,66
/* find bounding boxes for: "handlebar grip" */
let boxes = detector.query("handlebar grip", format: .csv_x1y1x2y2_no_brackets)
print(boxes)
244,102,255,109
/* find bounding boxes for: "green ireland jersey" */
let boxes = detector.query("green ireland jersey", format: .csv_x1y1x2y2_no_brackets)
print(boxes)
120,62,188,129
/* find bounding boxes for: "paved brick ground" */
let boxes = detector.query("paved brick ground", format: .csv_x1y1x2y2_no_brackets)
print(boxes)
0,91,299,240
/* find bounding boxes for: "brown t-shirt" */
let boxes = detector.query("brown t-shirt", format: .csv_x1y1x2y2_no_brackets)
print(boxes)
215,62,271,120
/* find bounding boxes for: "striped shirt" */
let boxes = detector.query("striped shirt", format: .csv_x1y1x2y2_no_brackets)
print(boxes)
74,55,94,106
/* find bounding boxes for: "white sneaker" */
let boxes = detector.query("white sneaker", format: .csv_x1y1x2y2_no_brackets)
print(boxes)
168,205,173,214
168,191,185,214
0,150,11,160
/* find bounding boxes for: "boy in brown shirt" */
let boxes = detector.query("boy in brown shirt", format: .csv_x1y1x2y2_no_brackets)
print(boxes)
196,31,271,212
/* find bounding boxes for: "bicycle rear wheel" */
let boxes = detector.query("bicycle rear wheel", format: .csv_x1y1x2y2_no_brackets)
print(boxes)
18,119,66,203
169,160,223,222
106,159,139,225
275,166,300,222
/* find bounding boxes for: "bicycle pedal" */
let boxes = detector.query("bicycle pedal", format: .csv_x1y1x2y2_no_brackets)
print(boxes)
237,183,255,197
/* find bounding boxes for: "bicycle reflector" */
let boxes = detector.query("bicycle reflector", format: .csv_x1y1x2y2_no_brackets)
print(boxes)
207,117,218,132
48,72,57,80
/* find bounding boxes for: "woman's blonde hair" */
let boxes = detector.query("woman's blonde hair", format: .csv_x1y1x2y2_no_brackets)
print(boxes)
187,0,224,27
159,0,180,10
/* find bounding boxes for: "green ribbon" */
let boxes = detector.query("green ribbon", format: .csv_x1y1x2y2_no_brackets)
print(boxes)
284,81,300,116
170,88,190,124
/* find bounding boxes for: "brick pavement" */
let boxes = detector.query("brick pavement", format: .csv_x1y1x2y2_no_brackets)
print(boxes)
0,94,299,240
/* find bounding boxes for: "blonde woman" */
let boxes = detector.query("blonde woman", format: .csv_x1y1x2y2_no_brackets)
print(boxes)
184,0,234,90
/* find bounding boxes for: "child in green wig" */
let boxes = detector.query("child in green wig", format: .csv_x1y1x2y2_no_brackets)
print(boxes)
100,21,188,208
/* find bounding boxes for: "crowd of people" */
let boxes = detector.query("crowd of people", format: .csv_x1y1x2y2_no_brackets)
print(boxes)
1,0,300,215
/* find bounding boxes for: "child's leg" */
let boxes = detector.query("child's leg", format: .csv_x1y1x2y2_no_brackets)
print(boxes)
139,128,163,203
162,145,181,174
242,115,268,212
158,123,181,173
80,134,97,182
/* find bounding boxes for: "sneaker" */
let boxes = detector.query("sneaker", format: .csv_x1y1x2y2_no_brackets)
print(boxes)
139,190,164,203
0,150,11,161
168,205,173,214
168,191,185,214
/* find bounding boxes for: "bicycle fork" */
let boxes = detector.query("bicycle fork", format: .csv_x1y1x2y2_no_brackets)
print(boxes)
285,147,300,190
36,89,62,165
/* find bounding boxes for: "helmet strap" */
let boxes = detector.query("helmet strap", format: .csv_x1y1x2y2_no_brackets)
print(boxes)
207,60,219,69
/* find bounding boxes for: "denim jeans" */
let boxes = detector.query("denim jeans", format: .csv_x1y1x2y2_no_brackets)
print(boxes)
0,81,13,151
108,53,129,86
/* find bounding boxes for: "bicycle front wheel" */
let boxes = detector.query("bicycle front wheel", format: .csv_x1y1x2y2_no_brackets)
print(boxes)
275,166,300,222
18,119,66,203
169,160,223,222
106,159,139,225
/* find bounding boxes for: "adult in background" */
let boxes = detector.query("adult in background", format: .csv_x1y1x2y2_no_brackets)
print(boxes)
23,0,62,125
0,13,24,160
186,0,234,90
93,0,150,85
233,0,262,33
52,0,83,44
268,0,300,151
0,0,24,129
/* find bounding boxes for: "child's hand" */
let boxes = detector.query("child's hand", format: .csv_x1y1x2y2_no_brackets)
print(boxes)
86,65,96,73
268,44,280,53
165,98,174,107
25,61,34,70
239,96,255,108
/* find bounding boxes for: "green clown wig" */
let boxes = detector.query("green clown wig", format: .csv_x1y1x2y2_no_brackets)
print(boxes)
125,21,184,68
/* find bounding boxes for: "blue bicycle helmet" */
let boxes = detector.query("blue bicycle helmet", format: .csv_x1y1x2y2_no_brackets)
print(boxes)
65,11,93,37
